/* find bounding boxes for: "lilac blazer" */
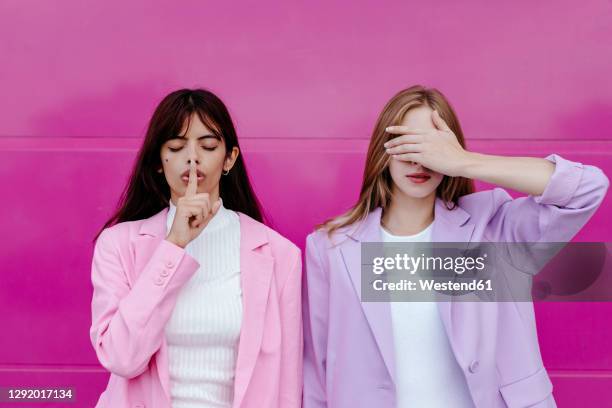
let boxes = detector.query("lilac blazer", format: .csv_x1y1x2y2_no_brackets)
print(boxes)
302,154,609,408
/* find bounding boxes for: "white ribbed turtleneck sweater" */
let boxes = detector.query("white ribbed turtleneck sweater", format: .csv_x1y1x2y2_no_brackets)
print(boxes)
164,198,242,408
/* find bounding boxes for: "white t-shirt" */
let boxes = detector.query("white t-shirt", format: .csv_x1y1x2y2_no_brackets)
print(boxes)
165,199,242,408
381,221,476,408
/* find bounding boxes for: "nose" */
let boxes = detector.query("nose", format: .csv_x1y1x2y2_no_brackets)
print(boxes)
186,142,200,165
407,161,431,172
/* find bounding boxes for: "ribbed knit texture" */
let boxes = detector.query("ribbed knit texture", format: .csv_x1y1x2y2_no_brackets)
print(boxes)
164,198,242,408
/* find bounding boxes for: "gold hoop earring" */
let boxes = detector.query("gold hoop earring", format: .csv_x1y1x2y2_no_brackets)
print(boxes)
222,169,230,176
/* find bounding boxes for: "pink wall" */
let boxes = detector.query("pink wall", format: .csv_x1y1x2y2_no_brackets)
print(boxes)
1,1,611,406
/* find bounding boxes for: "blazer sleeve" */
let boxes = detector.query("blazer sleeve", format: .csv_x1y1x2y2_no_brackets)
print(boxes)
89,228,199,378
302,232,329,408
278,247,304,407
486,153,609,243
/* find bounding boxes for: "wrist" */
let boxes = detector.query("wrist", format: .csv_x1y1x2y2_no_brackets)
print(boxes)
457,150,484,179
165,234,186,249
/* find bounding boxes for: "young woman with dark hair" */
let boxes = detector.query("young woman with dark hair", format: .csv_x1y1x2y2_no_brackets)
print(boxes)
90,89,302,408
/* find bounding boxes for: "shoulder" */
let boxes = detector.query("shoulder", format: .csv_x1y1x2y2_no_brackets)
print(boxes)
95,219,143,248
267,226,301,261
307,218,349,243
306,227,341,249
238,212,301,261
306,219,361,255
239,214,302,293
95,208,165,249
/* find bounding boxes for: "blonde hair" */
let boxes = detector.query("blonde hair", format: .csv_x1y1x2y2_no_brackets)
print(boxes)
319,85,475,235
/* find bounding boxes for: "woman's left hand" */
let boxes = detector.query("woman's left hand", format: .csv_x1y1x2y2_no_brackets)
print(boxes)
384,110,471,177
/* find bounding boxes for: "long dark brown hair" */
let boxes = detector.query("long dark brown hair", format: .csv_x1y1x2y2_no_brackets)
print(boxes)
320,85,475,235
93,88,264,243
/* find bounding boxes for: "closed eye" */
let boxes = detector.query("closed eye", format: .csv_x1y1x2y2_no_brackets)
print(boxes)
168,146,218,152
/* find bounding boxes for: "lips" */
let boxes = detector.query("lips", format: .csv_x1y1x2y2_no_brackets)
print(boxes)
407,172,431,179
181,175,204,182
180,169,205,184
406,172,431,183
180,169,205,178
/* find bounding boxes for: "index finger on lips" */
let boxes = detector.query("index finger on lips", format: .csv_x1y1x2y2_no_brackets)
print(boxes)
185,161,198,197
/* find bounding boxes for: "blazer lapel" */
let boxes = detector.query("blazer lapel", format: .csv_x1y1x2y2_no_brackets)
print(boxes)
339,197,475,387
431,197,476,368
232,213,274,408
340,207,397,385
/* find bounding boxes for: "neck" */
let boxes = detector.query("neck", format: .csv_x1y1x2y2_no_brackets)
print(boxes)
381,190,435,235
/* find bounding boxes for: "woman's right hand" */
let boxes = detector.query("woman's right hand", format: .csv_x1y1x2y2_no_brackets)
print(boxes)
166,161,221,248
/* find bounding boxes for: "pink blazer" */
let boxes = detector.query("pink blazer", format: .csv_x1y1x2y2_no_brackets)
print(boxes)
89,208,303,408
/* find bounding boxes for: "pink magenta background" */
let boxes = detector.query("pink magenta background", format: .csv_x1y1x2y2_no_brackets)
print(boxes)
1,0,611,406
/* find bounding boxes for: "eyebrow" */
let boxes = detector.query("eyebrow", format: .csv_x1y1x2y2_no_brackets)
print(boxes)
172,134,221,141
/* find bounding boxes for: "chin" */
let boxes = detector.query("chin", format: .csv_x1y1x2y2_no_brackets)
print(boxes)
405,190,436,199
396,183,437,198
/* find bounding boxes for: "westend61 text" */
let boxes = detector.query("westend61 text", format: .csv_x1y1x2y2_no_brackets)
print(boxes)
372,279,493,292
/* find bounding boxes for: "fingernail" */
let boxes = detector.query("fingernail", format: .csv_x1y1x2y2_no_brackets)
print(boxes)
385,126,391,131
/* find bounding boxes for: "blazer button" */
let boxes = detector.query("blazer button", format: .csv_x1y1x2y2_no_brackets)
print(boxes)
165,260,174,268
160,269,170,277
469,360,480,373
134,404,145,408
154,276,165,286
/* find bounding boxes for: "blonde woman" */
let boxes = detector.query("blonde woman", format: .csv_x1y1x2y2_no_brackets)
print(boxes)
302,85,609,408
